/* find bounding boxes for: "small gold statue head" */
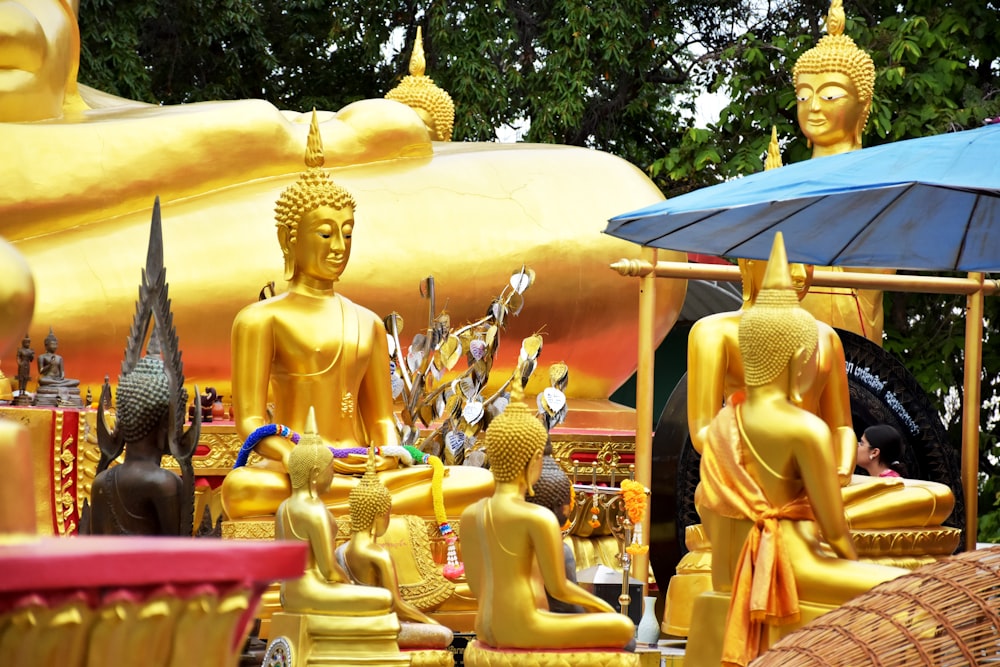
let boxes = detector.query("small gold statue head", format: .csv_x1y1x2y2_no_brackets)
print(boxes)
739,233,819,388
275,111,358,280
348,447,393,534
385,26,455,141
792,0,875,154
287,408,335,494
115,355,170,443
486,384,547,489
525,455,573,525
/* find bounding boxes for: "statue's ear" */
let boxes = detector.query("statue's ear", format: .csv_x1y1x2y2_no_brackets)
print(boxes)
789,345,815,405
277,226,295,280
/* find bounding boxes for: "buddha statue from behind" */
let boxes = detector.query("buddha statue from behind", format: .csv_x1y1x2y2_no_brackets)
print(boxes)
337,452,454,651
687,239,953,531
32,327,83,407
460,387,636,656
690,235,908,667
221,113,493,522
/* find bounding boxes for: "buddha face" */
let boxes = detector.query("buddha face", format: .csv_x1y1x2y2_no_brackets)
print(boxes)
292,205,354,283
312,457,336,495
44,336,57,352
795,72,867,155
0,0,76,122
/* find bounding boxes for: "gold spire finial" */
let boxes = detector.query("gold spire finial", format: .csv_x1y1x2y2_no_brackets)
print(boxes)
385,26,456,141
764,126,783,171
304,406,319,441
410,26,427,78
761,232,792,291
739,234,819,387
826,0,846,38
304,109,324,169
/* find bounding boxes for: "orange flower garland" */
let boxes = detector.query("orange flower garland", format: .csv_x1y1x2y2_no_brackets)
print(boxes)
620,479,649,556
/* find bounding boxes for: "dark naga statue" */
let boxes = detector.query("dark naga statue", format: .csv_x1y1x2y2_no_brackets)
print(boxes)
81,198,201,536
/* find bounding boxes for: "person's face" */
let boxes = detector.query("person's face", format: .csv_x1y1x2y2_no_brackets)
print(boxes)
796,72,866,152
856,434,874,467
0,0,75,121
293,205,353,283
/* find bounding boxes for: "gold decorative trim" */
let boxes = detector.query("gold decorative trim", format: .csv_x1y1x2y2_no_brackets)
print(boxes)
221,519,276,540
464,640,640,667
850,527,961,557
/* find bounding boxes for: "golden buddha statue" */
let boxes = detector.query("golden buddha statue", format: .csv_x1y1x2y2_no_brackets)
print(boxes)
220,115,494,521
385,26,455,142
689,234,908,667
338,452,455,652
460,387,636,653
0,236,35,534
4,0,684,402
687,240,953,530
791,0,888,342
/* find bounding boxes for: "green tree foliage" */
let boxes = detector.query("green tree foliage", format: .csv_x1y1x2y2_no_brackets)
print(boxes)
78,0,1000,532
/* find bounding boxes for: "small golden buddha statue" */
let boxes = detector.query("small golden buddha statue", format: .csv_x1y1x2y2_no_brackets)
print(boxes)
220,114,493,521
385,26,455,142
691,234,907,666
338,452,454,651
276,410,394,615
460,387,635,652
791,0,888,341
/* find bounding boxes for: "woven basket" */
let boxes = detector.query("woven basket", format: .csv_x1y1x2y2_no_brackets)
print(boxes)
751,545,1000,666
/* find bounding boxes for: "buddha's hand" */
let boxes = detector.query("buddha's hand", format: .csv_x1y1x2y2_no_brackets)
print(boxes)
582,596,617,614
333,453,400,475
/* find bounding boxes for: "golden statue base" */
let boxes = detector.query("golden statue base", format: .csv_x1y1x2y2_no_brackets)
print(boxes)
683,591,838,667
463,640,640,667
268,611,410,667
662,523,962,637
406,648,457,667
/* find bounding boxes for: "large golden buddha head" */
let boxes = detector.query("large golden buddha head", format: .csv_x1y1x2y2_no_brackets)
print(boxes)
275,111,358,281
385,27,455,142
739,234,819,388
485,386,547,486
348,452,393,534
792,0,875,155
0,0,86,122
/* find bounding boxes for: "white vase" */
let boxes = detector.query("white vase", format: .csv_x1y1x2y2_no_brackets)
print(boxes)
636,595,660,646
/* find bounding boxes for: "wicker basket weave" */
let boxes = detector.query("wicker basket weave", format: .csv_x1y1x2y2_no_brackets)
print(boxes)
751,545,1000,666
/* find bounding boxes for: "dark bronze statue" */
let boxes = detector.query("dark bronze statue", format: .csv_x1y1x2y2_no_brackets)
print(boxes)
32,327,84,407
81,198,200,536
13,335,33,405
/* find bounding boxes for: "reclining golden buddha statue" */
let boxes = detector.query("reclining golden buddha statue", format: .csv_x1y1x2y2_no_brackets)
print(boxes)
2,0,685,403
221,115,493,522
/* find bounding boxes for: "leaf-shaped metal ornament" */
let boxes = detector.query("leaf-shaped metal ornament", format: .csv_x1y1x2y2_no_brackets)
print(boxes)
469,338,488,361
446,430,466,456
520,334,543,362
390,372,405,399
509,267,535,294
548,362,570,391
462,400,485,426
436,334,462,371
507,291,524,316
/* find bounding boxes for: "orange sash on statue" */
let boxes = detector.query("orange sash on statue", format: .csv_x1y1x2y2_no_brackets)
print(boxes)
694,393,814,667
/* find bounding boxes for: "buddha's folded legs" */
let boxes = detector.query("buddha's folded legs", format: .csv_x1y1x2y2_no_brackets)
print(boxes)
841,474,954,529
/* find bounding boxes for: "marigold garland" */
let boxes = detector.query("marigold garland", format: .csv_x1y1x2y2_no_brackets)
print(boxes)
589,505,601,529
620,479,649,555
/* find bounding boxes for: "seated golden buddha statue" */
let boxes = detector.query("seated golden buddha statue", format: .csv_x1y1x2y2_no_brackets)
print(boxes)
460,386,636,658
688,245,954,531
337,452,454,652
3,1,684,402
688,235,908,667
790,0,890,343
220,116,493,521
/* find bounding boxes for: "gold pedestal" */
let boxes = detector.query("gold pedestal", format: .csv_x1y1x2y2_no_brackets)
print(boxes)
267,611,409,667
464,640,640,667
683,591,837,667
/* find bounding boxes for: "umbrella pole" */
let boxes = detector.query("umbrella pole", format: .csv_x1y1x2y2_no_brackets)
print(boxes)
633,247,657,591
962,272,985,551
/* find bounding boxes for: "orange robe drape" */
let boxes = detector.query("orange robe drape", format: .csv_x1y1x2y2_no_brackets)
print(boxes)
694,395,814,667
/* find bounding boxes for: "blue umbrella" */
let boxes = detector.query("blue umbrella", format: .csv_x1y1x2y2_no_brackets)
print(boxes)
606,123,1000,272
